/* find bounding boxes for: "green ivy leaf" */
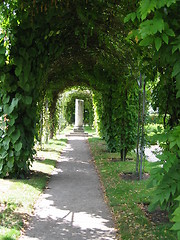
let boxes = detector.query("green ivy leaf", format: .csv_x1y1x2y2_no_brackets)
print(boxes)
7,157,14,169
2,95,10,104
155,37,162,51
172,61,180,77
165,28,175,37
8,117,15,126
4,104,14,115
3,136,10,147
166,0,176,8
7,126,15,136
162,33,168,44
0,161,3,172
140,0,156,20
124,13,136,23
177,90,180,99
14,141,22,152
0,130,3,137
15,65,22,77
172,36,180,53
171,222,180,231
139,37,153,46
177,139,180,148
0,149,8,159
170,140,177,149
9,150,14,158
4,98,19,115
11,129,20,144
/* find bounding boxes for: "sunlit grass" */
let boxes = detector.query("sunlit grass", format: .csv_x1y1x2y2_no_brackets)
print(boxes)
84,125,98,136
56,124,98,137
56,125,73,136
88,137,176,240
0,138,67,240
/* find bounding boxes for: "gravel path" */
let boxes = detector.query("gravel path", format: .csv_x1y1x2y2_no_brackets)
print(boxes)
20,136,116,240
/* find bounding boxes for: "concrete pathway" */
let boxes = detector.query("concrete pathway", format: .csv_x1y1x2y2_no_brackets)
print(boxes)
145,145,161,162
20,136,116,240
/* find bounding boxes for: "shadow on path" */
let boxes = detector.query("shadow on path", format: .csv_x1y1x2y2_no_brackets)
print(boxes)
20,136,116,240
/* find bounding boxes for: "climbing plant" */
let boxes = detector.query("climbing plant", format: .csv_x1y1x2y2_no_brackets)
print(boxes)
92,53,139,157
1,0,132,178
0,4,178,239
125,0,180,237
61,88,94,126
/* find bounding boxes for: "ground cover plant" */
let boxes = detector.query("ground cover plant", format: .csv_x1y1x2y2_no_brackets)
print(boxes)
88,136,177,240
0,138,67,240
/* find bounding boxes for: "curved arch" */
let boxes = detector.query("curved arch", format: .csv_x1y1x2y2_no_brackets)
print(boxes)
0,1,137,177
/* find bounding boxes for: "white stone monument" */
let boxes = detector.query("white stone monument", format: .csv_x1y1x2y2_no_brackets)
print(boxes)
74,99,84,130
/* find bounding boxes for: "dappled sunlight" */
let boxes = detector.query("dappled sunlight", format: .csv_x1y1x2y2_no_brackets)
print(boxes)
35,150,59,161
51,167,63,175
34,138,67,162
61,143,74,153
68,136,88,141
21,193,115,240
0,179,12,194
20,136,116,240
34,194,113,232
59,155,74,162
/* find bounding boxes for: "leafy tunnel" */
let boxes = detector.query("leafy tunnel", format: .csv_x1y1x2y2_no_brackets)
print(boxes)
0,0,137,177
1,1,180,238
0,0,179,181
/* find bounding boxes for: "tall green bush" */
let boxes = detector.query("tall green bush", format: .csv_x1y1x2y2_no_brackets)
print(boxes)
125,0,180,237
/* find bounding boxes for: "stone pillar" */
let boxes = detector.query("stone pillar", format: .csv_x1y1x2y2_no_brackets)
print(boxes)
75,99,84,129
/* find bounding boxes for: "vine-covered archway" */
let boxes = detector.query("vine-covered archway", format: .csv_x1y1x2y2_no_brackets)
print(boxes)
0,1,137,178
0,0,180,237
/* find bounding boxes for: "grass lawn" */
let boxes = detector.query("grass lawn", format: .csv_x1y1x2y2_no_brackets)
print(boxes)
0,138,67,240
0,125,176,240
88,136,177,240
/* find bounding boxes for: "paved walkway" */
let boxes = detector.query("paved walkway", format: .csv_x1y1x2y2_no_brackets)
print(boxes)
20,136,116,240
145,145,161,162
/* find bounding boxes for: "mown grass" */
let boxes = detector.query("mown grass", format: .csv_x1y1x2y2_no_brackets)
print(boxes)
88,137,176,240
0,138,67,240
84,126,98,136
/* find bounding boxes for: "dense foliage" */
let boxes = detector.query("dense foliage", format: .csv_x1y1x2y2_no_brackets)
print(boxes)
62,89,94,126
0,0,179,237
0,0,126,177
125,0,180,237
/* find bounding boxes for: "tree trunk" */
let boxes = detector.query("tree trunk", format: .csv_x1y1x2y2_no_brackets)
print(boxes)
49,92,59,139
39,111,43,149
136,73,142,174
139,76,146,180
45,101,49,144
